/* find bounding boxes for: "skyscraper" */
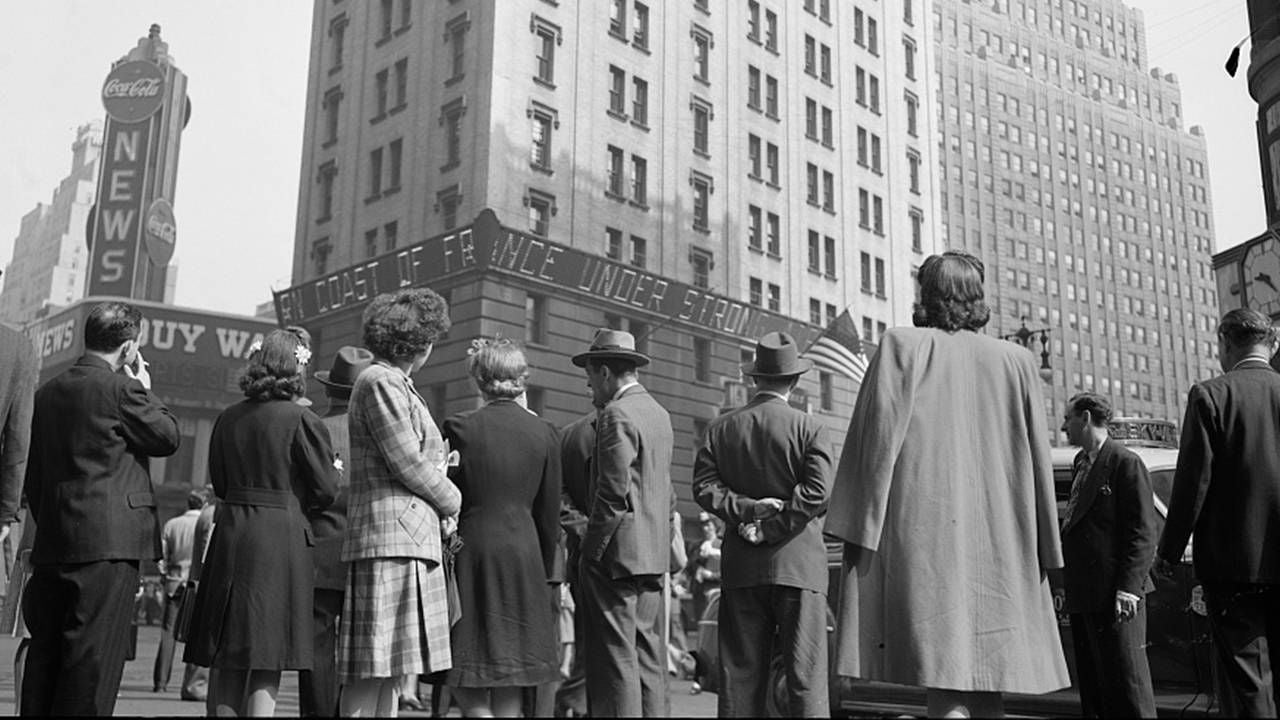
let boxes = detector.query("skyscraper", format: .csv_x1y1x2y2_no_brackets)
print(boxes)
934,0,1220,433
283,0,940,486
0,122,102,326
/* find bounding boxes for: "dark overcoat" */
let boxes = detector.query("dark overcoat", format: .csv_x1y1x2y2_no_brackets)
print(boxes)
0,323,37,525
184,398,338,670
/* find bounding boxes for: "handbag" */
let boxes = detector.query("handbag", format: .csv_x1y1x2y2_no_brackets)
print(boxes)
442,532,464,627
172,579,199,643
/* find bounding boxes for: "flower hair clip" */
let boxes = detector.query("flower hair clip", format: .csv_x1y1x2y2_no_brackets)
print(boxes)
295,345,313,366
466,337,491,357
248,339,263,356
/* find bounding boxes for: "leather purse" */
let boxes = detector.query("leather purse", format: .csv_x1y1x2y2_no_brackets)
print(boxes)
172,580,199,643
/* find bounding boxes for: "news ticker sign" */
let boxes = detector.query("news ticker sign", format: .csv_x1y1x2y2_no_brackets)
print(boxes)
274,210,820,348
29,299,277,411
87,60,174,298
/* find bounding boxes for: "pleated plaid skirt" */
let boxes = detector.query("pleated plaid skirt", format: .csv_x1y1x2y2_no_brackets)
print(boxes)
337,557,452,682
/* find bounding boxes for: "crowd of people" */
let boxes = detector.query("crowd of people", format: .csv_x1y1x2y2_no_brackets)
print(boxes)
0,248,1278,718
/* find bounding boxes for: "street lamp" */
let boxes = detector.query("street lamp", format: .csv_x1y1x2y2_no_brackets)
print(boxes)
1003,316,1053,382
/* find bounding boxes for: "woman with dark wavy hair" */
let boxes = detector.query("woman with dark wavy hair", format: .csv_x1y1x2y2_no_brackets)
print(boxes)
440,337,561,717
826,250,1069,717
184,328,340,716
337,288,462,717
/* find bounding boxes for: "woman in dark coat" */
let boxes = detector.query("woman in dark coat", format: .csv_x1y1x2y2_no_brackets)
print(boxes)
184,328,339,716
442,337,562,717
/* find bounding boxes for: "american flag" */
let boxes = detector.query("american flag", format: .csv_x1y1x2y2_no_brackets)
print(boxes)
803,309,869,384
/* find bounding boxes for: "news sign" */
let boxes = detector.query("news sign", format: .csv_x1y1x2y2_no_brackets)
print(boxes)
87,119,152,297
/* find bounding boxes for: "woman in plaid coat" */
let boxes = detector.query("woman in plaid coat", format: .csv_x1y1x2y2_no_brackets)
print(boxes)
337,289,462,716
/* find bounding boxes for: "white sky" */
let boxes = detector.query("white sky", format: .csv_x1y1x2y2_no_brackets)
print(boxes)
0,0,1261,317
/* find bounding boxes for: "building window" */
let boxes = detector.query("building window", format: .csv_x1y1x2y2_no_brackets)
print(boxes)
441,99,465,169
858,188,870,228
869,74,881,113
633,2,650,49
804,35,816,75
904,0,914,24
530,104,555,171
904,37,917,80
905,92,919,137
632,77,649,126
374,69,389,118
764,10,778,50
856,67,866,105
873,195,884,234
824,236,837,279
526,189,555,237
607,146,625,197
322,88,342,145
860,252,872,293
822,171,835,212
766,212,780,256
909,207,924,253
748,134,762,178
329,15,348,71
378,0,394,41
609,0,626,38
312,238,332,276
365,229,378,259
875,257,886,298
819,372,833,411
446,14,469,81
767,283,780,312
525,293,547,344
749,277,763,306
809,298,822,325
692,97,711,156
766,143,779,185
857,127,868,165
748,1,760,41
907,151,921,193
870,134,882,173
748,205,762,250
747,66,761,110
393,58,408,110
609,65,626,116
367,147,383,200
384,220,398,250
534,19,559,85
806,163,819,206
436,185,461,229
765,75,778,118
807,231,820,273
854,7,865,46
868,16,879,54
691,248,712,288
630,155,647,205
387,139,402,192
399,0,412,30
819,44,832,84
821,106,833,146
694,337,711,382
631,235,647,268
805,98,818,139
606,227,623,260
691,172,712,231
693,28,711,82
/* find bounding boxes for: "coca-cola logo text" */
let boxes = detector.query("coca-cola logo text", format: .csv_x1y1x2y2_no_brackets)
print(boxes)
101,60,165,124
103,77,162,99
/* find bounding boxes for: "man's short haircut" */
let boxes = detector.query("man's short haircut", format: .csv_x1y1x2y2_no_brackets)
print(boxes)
187,487,212,510
84,302,143,352
586,356,638,377
1218,308,1277,350
1067,392,1113,426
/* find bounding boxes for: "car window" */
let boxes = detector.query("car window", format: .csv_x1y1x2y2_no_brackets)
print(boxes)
1149,470,1173,508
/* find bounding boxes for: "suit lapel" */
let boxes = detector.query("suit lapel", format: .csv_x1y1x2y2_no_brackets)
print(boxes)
1064,440,1114,533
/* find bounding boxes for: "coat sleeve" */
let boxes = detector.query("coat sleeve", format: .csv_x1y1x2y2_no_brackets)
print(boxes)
581,406,636,563
759,420,833,544
692,420,758,526
824,331,918,551
1021,356,1063,571
0,341,37,524
558,421,591,545
293,410,340,513
364,375,461,517
118,379,181,458
1158,384,1213,563
533,424,564,582
1114,453,1157,595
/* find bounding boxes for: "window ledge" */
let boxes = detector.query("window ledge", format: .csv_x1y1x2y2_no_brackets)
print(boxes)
321,139,338,149
693,148,711,160
605,190,628,203
748,245,764,255
382,186,402,198
766,181,781,190
445,74,465,87
315,215,332,225
530,164,554,176
609,29,628,42
766,251,782,260
632,41,651,54
375,35,392,48
692,225,711,235
370,112,387,125
694,75,711,87
631,119,650,132
395,25,411,37
364,194,382,205
607,108,629,123
628,199,650,211
533,76,556,90
823,207,837,216
329,65,343,77
765,45,779,56
821,141,835,150
440,161,460,173
824,273,837,281
389,104,407,116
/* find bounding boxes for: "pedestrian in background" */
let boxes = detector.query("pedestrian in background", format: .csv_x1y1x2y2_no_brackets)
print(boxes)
693,331,833,717
183,328,339,716
441,337,561,717
337,288,461,717
1059,393,1157,718
827,251,1068,718
688,512,722,623
185,487,219,710
21,301,181,716
153,488,211,695
0,313,37,589
573,328,675,718
1157,308,1280,717
298,346,373,717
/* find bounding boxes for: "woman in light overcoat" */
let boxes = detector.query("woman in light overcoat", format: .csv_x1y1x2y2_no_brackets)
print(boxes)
826,251,1070,718
337,288,462,717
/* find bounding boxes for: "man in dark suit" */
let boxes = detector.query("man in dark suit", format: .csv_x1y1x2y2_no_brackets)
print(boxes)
1059,392,1157,718
573,328,674,717
299,346,372,717
692,331,833,717
1157,308,1280,717
553,406,598,717
21,301,181,716
0,316,38,558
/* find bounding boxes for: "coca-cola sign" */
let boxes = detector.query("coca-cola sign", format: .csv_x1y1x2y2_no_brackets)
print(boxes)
101,60,165,124
143,197,177,266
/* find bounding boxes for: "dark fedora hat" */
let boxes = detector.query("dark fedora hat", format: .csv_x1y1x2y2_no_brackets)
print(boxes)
315,346,375,396
572,328,651,368
741,331,813,378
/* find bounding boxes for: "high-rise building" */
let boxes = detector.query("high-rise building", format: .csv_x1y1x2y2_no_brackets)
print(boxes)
284,0,939,497
0,122,102,326
934,0,1220,434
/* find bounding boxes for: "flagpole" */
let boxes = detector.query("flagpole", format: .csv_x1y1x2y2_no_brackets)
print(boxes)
633,287,717,345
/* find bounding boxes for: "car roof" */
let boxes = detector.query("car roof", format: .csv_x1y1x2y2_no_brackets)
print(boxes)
1050,444,1179,472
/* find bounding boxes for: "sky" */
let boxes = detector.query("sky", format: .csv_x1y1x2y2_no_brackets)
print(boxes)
0,0,1262,317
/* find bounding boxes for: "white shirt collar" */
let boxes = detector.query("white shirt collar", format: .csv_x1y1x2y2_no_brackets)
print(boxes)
612,380,640,401
755,390,789,402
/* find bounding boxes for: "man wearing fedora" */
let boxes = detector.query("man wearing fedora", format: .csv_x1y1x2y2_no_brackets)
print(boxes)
572,328,674,717
692,331,833,717
299,346,374,717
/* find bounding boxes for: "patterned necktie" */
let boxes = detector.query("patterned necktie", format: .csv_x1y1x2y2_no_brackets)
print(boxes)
1062,452,1092,527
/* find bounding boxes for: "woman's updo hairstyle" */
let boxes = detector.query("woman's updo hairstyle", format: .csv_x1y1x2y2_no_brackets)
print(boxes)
239,326,312,401
466,336,529,399
362,288,451,362
911,250,991,331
